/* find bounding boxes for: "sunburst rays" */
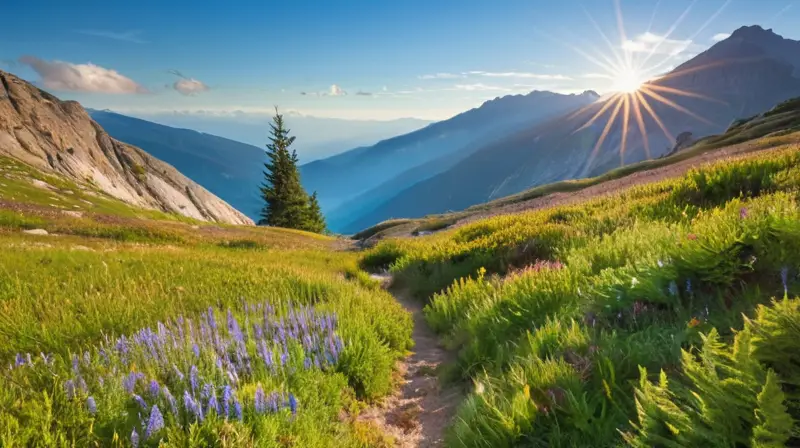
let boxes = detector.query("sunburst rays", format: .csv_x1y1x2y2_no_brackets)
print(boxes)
567,0,732,167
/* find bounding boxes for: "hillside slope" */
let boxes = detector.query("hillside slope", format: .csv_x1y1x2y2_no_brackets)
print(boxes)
0,70,252,225
348,26,800,230
301,90,600,221
89,110,266,219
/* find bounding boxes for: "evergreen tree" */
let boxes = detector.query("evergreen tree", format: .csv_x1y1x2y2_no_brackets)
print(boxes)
304,191,327,234
258,110,319,231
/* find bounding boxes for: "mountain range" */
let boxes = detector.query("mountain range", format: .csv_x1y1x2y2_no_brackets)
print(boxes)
301,90,601,230
335,25,800,233
0,70,252,225
123,111,432,163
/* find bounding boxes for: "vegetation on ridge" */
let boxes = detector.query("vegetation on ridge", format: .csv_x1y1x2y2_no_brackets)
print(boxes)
362,142,800,446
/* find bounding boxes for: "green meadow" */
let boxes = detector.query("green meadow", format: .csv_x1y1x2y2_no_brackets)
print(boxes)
362,143,800,447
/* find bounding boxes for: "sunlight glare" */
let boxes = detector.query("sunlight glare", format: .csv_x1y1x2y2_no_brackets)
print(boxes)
612,68,645,93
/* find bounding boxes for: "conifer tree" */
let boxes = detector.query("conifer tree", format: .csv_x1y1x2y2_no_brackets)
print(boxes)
305,191,327,234
258,109,319,231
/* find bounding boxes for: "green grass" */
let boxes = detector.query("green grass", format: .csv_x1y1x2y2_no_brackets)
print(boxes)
0,158,413,447
363,144,800,447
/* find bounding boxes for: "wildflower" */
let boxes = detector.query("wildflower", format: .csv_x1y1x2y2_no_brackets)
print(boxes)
288,393,298,415
687,233,697,241
72,354,80,374
222,385,233,417
172,364,185,382
149,379,160,398
206,385,220,415
189,365,199,394
14,353,25,367
133,394,148,410
233,398,243,420
657,260,664,268
631,277,639,287
87,396,97,414
688,317,701,328
145,405,164,438
523,384,530,400
64,379,76,399
740,207,749,219
192,343,200,358
781,266,790,295
77,377,88,393
123,371,141,394
83,351,91,366
184,390,203,421
131,428,140,448
254,385,266,414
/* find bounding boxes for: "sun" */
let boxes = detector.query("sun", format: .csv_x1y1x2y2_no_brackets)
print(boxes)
612,68,646,93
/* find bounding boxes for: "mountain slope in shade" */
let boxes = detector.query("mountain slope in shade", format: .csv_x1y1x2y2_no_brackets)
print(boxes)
127,111,432,163
0,70,252,225
302,90,600,228
89,110,266,220
346,25,800,232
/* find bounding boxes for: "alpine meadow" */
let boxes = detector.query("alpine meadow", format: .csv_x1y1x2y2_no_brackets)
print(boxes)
3,1,800,447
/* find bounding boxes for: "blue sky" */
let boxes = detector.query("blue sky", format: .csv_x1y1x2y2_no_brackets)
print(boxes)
2,0,799,120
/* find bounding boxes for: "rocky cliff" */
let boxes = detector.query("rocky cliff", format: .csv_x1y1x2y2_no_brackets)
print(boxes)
0,70,253,225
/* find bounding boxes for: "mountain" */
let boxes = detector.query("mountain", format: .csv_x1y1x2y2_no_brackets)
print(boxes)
0,70,252,225
345,25,800,232
89,110,266,220
302,90,600,230
125,111,432,163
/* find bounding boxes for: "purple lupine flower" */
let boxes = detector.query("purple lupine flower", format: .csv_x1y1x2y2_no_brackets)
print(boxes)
145,405,164,438
781,266,790,295
149,379,160,398
222,385,233,417
206,386,220,415
98,376,105,387
303,357,312,370
26,353,33,367
267,392,280,413
133,394,148,411
183,390,203,421
77,377,87,393
40,352,51,365
254,385,266,414
288,393,298,415
87,396,97,414
227,310,243,343
64,379,76,399
189,365,199,394
131,428,140,448
14,353,25,367
740,207,749,219
207,307,217,330
233,397,242,420
71,354,80,374
192,343,200,358
163,387,179,418
123,372,142,394
280,351,288,366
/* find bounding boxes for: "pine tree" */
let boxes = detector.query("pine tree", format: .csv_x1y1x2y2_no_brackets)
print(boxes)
304,191,327,234
258,110,318,231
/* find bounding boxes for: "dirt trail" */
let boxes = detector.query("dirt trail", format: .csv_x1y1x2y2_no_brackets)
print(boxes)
359,274,461,447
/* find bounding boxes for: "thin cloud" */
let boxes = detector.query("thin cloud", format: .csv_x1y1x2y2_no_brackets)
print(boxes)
167,70,209,96
711,32,731,42
355,90,373,96
622,32,700,56
582,73,613,79
467,71,572,80
19,56,148,94
453,83,512,92
418,73,464,80
300,84,348,97
75,30,147,44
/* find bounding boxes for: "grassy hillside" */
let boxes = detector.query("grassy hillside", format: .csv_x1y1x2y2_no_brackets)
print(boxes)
362,144,800,446
0,157,412,446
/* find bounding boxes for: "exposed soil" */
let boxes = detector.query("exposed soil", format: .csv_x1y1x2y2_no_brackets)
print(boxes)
455,140,795,227
359,275,461,447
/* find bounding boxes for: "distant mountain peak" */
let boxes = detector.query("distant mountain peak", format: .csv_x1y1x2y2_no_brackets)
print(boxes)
581,90,600,98
729,24,782,42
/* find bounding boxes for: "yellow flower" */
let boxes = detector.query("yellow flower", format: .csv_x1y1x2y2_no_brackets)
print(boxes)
523,384,530,400
688,317,701,328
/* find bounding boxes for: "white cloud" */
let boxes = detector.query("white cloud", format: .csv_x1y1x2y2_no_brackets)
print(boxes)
76,30,147,44
582,73,613,79
622,32,699,56
329,84,346,96
418,73,464,80
355,90,373,96
19,56,148,94
453,83,512,92
467,71,572,80
173,78,209,96
168,70,209,96
711,33,731,42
